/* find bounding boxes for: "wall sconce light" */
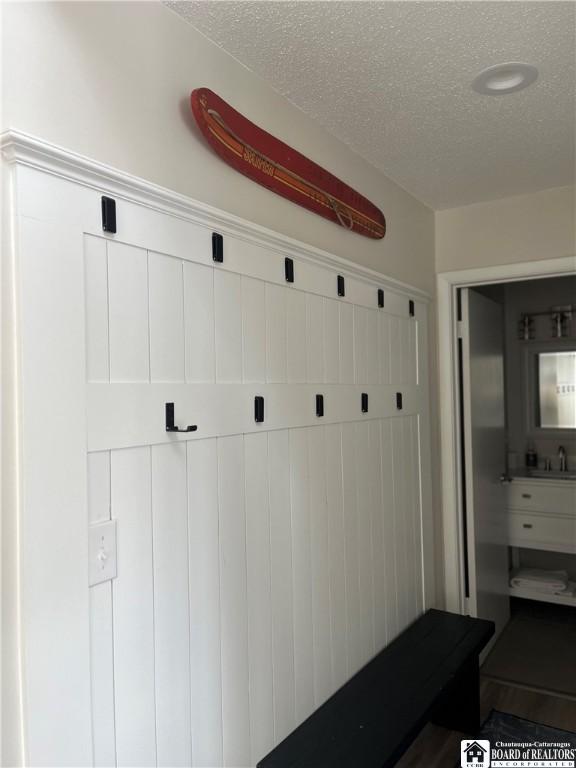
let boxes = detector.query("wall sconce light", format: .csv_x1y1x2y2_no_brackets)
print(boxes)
551,306,572,339
518,314,535,341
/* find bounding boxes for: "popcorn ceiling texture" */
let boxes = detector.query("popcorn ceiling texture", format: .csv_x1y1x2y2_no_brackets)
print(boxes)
166,1,575,210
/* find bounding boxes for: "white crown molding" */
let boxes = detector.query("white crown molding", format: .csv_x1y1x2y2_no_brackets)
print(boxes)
1,129,428,300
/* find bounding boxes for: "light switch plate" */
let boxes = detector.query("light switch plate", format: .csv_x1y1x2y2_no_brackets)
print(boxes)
89,519,117,586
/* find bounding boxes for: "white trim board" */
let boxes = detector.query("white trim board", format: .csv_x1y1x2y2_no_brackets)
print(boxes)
439,257,575,287
436,256,576,614
87,383,425,452
1,129,429,302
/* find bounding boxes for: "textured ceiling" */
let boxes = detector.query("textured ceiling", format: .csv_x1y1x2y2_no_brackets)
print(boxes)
166,1,575,210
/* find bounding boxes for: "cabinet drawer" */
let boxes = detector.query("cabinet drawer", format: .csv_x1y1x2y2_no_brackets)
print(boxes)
507,511,576,553
508,482,576,516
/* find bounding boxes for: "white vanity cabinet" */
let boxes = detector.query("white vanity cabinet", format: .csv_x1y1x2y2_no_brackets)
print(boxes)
507,478,576,554
507,477,576,605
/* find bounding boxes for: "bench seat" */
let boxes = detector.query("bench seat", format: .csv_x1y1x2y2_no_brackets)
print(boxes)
258,609,494,768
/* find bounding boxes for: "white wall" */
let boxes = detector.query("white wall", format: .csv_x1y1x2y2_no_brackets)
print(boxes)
0,0,435,294
435,185,576,274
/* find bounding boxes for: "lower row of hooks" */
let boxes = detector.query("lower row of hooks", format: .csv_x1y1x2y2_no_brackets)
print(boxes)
166,392,404,432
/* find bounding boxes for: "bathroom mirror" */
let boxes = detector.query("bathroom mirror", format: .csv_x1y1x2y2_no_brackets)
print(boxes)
536,350,576,429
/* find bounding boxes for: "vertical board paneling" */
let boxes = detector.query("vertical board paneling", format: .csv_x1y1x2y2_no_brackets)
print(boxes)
354,421,375,662
244,433,274,764
286,290,307,383
391,418,408,632
85,228,429,768
378,314,391,386
400,318,411,385
289,428,315,722
266,283,288,383
324,424,347,691
151,442,191,766
339,303,354,384
187,439,223,768
87,451,111,525
308,426,332,706
341,422,361,675
306,294,324,383
368,421,386,650
323,299,340,384
401,418,417,625
218,436,251,766
353,306,367,384
380,419,398,642
366,310,378,386
88,451,115,767
183,261,215,383
241,277,266,383
148,252,185,382
29,164,432,768
403,417,417,625
389,317,401,386
214,271,243,383
84,236,109,383
268,430,296,744
108,242,150,382
111,447,156,767
409,320,418,385
90,585,115,768
411,417,424,616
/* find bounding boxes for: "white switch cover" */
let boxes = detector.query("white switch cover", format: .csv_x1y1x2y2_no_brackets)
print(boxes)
89,519,117,586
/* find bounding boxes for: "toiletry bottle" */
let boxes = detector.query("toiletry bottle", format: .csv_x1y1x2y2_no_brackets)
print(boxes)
525,444,538,469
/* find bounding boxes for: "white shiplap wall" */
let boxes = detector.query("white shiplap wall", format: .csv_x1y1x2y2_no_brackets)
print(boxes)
3,133,432,768
85,230,426,767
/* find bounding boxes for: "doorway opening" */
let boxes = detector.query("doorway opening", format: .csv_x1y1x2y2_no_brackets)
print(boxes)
438,258,575,697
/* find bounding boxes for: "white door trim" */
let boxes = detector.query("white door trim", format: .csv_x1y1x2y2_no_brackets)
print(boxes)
437,255,576,613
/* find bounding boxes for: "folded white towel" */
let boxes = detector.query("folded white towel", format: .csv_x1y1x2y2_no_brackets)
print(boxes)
510,568,569,593
512,581,568,594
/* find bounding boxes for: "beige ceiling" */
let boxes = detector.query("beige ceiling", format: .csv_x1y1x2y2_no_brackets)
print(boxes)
166,1,575,210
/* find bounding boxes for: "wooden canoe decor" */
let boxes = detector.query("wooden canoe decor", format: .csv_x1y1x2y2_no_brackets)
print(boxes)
190,88,386,240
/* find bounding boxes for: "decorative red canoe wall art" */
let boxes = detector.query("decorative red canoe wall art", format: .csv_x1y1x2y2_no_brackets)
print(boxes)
190,88,386,240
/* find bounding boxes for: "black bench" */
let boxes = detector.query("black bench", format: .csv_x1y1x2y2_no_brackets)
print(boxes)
258,609,494,768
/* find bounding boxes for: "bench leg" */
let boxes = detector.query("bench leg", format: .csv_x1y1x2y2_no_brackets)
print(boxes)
431,656,481,735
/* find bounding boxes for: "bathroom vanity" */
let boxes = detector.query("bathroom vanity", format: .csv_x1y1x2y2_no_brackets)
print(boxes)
507,474,576,605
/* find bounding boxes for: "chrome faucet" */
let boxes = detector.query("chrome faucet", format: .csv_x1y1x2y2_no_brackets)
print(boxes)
558,446,567,472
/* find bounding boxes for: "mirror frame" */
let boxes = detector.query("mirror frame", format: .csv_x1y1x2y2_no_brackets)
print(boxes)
523,340,576,438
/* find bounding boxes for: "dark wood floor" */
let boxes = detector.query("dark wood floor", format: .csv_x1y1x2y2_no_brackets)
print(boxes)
396,677,576,768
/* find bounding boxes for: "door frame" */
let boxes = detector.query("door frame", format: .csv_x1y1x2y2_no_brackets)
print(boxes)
437,256,576,614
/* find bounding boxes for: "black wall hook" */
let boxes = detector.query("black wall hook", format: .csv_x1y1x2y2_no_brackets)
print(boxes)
212,232,224,263
254,396,265,423
165,402,197,433
285,257,294,283
101,196,117,234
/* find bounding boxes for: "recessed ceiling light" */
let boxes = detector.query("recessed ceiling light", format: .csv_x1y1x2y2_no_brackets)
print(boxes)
472,62,538,95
